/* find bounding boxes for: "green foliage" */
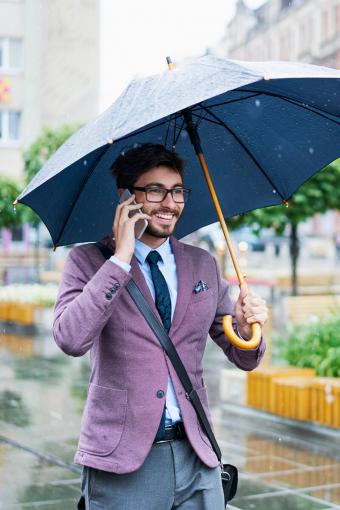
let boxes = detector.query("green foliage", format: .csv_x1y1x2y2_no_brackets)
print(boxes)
282,315,340,377
230,158,340,234
23,124,80,184
0,177,26,229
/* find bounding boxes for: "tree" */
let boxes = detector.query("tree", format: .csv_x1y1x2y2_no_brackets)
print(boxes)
23,124,81,184
0,177,26,230
230,159,340,295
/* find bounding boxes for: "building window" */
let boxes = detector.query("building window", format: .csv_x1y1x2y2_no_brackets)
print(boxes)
0,38,23,71
8,111,21,140
0,110,21,143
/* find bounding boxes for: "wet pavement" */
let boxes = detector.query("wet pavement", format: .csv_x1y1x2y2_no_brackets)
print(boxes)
0,326,340,509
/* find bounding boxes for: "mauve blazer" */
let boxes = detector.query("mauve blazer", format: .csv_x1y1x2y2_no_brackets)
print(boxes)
53,235,266,474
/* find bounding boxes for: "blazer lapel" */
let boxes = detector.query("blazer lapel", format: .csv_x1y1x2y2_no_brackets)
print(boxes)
169,236,194,335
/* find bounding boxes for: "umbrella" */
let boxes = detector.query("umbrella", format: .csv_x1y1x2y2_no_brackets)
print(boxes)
14,55,340,348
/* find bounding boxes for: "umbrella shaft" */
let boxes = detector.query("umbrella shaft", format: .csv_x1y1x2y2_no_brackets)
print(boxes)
183,108,244,284
197,151,244,285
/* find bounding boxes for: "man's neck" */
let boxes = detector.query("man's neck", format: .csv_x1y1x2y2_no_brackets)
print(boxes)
139,232,169,249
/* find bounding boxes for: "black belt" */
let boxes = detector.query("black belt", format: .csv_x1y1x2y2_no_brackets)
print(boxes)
153,422,186,444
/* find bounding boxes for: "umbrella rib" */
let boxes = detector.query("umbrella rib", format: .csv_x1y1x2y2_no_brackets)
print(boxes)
241,88,340,125
279,96,340,125
191,111,224,128
115,113,184,145
173,118,185,147
173,114,177,148
164,116,172,148
200,105,286,201
193,92,262,111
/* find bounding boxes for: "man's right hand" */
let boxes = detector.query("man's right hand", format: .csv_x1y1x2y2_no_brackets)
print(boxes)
112,193,151,264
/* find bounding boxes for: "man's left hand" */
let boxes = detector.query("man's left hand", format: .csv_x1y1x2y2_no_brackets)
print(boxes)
234,283,268,341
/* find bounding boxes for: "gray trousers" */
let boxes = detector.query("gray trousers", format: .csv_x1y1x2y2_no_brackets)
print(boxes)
80,438,225,509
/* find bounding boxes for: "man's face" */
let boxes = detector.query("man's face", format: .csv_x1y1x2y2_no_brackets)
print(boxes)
132,165,185,239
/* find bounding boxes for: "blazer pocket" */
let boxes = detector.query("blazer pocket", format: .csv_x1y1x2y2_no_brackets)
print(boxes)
79,383,127,456
190,288,214,304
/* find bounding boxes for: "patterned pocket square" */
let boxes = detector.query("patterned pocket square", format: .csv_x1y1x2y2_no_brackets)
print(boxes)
193,280,209,294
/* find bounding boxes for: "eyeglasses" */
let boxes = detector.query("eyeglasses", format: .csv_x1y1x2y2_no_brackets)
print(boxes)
132,186,191,203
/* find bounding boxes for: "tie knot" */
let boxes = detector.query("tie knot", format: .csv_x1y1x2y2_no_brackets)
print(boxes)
146,250,161,266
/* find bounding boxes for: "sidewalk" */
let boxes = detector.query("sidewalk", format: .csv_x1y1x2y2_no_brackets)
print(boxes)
0,327,339,509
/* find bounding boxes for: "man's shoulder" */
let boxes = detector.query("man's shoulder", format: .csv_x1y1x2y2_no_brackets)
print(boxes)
67,236,113,264
68,242,98,258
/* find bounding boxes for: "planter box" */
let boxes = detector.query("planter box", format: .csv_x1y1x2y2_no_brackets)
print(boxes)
0,302,53,331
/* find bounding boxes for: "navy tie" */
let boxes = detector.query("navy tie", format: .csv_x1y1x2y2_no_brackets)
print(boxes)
146,250,172,440
146,251,172,332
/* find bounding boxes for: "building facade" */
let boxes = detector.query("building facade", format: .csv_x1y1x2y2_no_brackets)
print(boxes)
214,0,340,240
0,0,100,181
216,0,340,69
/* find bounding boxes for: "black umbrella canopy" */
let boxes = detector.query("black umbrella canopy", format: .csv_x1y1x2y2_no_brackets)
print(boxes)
16,56,340,247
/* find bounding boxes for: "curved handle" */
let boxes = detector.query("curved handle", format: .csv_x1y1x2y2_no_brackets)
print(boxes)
222,315,262,350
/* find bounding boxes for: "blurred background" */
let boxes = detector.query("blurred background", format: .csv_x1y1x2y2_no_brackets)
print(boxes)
0,1,340,509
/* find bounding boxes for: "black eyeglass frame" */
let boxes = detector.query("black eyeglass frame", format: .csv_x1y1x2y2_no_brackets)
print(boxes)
131,186,192,203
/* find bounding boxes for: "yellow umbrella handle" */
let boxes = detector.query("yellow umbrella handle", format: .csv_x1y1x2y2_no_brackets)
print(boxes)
192,141,262,349
223,316,262,349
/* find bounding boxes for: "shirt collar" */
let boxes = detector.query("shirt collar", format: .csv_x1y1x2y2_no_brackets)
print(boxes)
135,237,171,265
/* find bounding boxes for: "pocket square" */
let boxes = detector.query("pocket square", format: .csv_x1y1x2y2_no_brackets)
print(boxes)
193,280,209,294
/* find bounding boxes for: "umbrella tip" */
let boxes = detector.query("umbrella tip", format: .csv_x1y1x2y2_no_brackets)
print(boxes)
13,199,18,205
166,56,174,70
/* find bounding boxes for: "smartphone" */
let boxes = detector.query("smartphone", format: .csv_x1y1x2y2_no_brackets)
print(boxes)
119,189,148,239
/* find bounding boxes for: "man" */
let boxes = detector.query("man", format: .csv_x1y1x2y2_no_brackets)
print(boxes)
53,143,268,509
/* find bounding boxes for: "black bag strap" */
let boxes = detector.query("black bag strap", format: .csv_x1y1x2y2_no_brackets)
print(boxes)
95,241,222,462
126,278,222,462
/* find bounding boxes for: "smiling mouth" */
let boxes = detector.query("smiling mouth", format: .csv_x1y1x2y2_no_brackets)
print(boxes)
155,213,175,221
152,209,178,222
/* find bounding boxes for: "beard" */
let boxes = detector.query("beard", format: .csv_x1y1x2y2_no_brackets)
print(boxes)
144,208,181,238
145,221,176,238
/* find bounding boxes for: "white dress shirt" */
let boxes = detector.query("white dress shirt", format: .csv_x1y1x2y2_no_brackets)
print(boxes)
110,238,182,425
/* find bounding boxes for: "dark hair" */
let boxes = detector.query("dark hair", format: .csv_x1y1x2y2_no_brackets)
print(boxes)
111,143,185,189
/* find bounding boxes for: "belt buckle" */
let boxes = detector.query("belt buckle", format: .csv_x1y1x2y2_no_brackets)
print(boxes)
155,425,174,444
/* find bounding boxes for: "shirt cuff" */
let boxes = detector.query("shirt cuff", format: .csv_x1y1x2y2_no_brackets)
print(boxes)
109,255,131,273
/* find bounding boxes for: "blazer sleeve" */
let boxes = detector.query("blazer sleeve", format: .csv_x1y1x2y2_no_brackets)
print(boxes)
209,256,266,371
53,245,131,357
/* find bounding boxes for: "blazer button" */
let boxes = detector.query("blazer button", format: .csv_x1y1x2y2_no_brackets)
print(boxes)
156,390,165,398
105,291,113,300
109,282,120,293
